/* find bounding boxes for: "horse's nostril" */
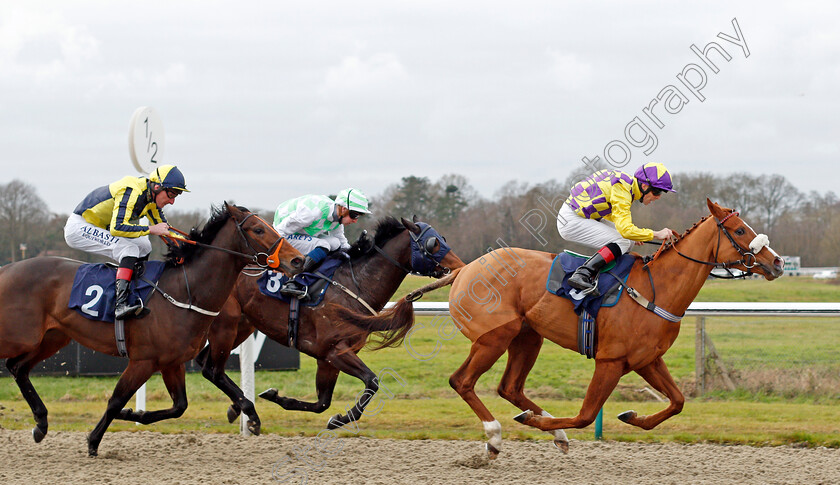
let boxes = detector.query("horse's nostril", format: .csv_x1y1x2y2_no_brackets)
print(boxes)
774,257,784,271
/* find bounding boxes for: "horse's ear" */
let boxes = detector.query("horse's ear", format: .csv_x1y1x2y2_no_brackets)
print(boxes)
401,217,421,234
412,214,420,223
707,198,725,219
225,202,244,219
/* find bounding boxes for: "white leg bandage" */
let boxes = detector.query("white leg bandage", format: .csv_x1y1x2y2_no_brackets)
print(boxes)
483,420,502,451
541,410,569,443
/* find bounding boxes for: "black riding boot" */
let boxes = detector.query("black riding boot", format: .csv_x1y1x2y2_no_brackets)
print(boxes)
278,254,321,299
567,243,622,296
114,278,145,320
567,254,608,295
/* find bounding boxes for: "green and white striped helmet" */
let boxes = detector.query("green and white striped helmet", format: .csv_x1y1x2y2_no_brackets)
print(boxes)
335,188,371,214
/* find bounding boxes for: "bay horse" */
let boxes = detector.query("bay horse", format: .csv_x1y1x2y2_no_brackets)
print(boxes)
0,203,304,456
194,216,465,434
341,200,784,457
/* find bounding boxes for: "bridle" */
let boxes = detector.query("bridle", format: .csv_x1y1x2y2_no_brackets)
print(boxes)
372,223,452,278
164,211,288,269
668,211,762,278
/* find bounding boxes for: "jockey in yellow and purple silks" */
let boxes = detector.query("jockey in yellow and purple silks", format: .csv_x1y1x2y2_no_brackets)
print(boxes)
557,162,677,294
64,164,189,319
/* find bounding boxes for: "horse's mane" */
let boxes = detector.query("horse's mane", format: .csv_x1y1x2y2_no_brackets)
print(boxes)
649,206,737,262
346,217,406,260
164,204,250,266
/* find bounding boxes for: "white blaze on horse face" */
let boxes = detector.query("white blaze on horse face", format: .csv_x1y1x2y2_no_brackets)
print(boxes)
483,420,502,450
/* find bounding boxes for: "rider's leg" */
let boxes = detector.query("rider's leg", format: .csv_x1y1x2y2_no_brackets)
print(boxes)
113,236,152,320
279,246,329,298
567,243,622,292
557,204,631,293
115,256,144,320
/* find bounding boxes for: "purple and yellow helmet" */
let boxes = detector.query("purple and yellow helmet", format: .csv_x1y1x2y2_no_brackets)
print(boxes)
634,162,675,193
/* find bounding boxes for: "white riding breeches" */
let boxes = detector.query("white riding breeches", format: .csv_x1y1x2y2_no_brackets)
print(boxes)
283,233,340,255
556,203,633,253
64,214,152,262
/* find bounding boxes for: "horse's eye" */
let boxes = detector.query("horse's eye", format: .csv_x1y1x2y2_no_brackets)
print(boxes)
254,227,264,235
735,228,745,236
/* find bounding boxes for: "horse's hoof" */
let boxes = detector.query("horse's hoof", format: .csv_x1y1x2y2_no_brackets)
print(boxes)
513,410,533,424
617,410,637,423
247,420,261,436
326,414,344,430
553,439,570,454
258,388,278,402
88,448,98,458
485,442,500,460
32,426,46,443
227,405,241,423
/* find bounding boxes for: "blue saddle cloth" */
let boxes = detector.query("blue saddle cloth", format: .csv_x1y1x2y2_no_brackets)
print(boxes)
257,255,345,306
546,252,637,319
68,261,167,323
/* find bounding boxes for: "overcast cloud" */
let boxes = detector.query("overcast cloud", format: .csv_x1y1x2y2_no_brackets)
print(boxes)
1,1,837,214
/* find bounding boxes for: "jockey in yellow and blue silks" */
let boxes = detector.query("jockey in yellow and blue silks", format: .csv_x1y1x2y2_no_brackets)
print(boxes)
64,164,189,319
272,188,371,297
557,162,677,294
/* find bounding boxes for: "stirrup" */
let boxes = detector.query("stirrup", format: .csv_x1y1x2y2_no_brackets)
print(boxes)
279,283,308,299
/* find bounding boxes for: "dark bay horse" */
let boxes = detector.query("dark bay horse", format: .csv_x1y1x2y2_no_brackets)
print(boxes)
0,203,304,456
194,217,465,434
342,200,784,457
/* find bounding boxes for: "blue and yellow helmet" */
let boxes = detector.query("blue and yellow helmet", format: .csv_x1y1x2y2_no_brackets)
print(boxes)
149,165,189,192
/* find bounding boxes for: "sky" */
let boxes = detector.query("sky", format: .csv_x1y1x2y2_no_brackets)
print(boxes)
1,1,838,215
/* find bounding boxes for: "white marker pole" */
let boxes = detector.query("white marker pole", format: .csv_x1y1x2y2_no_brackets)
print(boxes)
128,106,166,417
239,333,256,436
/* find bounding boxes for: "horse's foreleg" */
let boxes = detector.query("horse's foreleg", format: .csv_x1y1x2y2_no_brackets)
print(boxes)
515,359,624,432
618,357,684,429
323,345,379,430
497,326,569,453
88,359,156,456
260,359,340,414
197,344,262,434
116,363,188,424
451,321,520,458
5,330,71,443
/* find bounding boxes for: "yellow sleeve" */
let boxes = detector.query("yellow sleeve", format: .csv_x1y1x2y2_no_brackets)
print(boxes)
606,182,654,241
109,186,151,237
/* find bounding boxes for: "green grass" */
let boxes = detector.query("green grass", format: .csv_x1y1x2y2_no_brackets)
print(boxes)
1,275,839,446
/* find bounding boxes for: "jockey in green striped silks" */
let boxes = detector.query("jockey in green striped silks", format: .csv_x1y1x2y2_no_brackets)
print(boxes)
273,188,371,297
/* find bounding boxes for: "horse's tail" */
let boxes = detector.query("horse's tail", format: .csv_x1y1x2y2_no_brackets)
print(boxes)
404,267,463,301
335,297,417,350
335,267,464,350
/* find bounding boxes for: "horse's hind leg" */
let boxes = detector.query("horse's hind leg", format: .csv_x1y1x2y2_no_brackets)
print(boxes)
116,363,189,424
498,326,569,453
515,358,624,432
450,320,520,458
87,359,156,456
5,330,71,443
617,356,685,430
323,344,381,430
261,359,340,413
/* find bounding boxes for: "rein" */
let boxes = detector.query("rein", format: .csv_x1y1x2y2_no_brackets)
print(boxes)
163,213,286,269
667,211,758,279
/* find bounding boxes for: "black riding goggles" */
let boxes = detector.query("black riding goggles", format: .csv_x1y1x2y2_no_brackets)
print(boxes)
348,210,364,219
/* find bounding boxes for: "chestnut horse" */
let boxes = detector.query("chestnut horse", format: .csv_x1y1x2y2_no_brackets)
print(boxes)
194,217,464,434
341,200,784,457
0,204,304,456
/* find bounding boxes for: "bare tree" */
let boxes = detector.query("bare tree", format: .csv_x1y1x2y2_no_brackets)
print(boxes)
0,180,51,263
